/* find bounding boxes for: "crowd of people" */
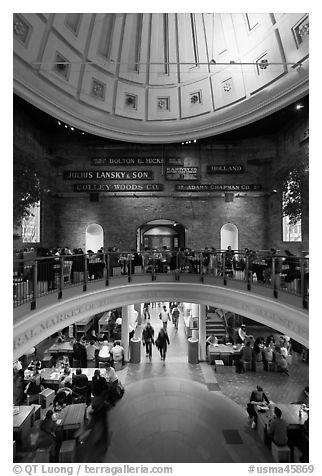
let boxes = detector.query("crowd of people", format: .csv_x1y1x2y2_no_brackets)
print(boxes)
14,245,306,292
233,325,292,375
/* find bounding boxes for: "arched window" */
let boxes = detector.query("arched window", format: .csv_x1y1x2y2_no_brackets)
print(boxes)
282,169,302,242
22,201,40,243
220,223,238,251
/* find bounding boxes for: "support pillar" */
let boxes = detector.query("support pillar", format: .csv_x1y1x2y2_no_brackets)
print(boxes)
121,305,129,362
191,303,199,340
199,304,207,361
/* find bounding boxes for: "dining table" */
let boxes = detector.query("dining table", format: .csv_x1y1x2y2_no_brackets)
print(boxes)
208,343,242,365
255,403,308,445
13,405,35,448
55,403,87,440
48,341,74,354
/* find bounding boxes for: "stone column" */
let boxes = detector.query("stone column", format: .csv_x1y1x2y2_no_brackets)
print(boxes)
199,304,207,361
121,305,129,362
191,303,199,340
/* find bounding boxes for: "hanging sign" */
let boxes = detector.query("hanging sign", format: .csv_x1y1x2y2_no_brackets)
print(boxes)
63,170,153,180
207,164,244,174
175,184,262,192
74,183,164,192
165,167,199,181
165,157,185,166
91,157,164,166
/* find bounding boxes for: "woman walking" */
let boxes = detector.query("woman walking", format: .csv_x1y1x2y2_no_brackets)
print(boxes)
156,328,170,361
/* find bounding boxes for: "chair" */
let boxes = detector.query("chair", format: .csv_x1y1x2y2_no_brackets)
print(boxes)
59,439,76,463
34,448,51,462
39,388,55,409
214,359,224,373
114,361,123,371
271,442,291,463
72,386,87,403
27,393,40,405
242,360,252,371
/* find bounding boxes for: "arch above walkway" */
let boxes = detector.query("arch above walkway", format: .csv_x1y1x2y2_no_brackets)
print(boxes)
13,281,308,360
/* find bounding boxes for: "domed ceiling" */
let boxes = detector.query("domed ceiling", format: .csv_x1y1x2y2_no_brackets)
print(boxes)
13,13,309,143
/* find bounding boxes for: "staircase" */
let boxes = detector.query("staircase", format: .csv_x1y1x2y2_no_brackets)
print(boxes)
206,308,227,342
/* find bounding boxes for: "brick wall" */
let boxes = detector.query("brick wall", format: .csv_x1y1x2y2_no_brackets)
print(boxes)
13,98,309,254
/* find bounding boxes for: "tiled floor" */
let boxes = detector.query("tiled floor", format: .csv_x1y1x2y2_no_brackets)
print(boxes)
17,303,309,463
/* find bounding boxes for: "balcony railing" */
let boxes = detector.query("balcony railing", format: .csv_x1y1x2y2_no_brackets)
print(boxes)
13,249,309,311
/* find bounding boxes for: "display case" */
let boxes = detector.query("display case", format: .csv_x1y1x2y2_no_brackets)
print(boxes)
74,316,93,340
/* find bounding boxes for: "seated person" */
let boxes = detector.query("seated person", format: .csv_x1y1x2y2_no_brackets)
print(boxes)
252,338,264,370
97,340,111,366
24,371,43,398
27,359,42,371
37,410,58,461
86,340,99,367
72,367,88,388
247,385,270,429
59,367,72,388
91,369,108,398
274,345,289,375
104,362,119,406
72,368,89,403
292,386,309,406
267,406,288,446
262,345,274,371
206,334,218,347
240,341,253,370
237,324,248,344
55,331,66,344
110,340,125,366
53,383,73,411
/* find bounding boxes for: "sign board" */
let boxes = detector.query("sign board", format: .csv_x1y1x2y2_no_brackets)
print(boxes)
91,157,164,166
64,170,153,180
207,164,244,174
165,157,185,166
74,183,164,192
175,184,262,192
165,167,199,181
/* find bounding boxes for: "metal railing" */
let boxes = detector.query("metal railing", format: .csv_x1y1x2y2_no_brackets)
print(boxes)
13,249,309,311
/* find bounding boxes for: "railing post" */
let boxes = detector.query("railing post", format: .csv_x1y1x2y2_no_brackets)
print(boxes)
223,252,227,285
272,257,278,298
128,254,132,283
83,254,87,292
246,255,251,291
175,251,180,281
105,253,110,286
200,253,204,282
58,257,64,299
31,260,38,310
152,255,156,281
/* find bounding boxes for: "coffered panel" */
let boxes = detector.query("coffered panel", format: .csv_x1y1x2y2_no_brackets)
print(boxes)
39,32,82,97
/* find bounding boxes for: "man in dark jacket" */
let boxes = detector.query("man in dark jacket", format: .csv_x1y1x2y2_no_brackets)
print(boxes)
142,322,154,359
73,338,87,367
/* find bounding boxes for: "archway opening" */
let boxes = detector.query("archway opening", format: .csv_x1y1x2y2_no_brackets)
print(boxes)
138,219,185,250
85,223,104,252
220,223,238,251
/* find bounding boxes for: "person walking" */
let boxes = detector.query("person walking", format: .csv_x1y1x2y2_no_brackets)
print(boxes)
142,321,154,359
171,305,180,330
159,305,171,330
143,302,151,320
156,328,170,361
